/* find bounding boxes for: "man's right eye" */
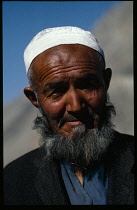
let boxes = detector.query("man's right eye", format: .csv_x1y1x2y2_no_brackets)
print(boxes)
48,87,67,98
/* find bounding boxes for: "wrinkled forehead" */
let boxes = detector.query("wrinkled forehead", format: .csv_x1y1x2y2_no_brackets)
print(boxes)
30,44,102,71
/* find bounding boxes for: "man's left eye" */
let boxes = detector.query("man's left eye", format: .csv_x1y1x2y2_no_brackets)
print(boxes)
79,81,100,90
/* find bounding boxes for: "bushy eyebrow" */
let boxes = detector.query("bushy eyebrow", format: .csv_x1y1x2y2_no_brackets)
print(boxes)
78,74,99,80
44,81,66,92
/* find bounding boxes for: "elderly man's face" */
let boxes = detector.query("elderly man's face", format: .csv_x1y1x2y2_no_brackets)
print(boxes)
25,45,111,137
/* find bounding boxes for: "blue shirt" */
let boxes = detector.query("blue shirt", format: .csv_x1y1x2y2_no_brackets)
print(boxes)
60,160,108,205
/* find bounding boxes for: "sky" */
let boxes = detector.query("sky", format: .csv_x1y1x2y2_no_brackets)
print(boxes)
3,1,123,105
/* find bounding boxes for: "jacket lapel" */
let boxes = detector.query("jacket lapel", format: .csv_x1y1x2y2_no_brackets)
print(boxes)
34,148,70,205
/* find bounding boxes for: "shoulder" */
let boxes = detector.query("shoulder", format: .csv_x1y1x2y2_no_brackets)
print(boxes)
4,148,43,192
4,148,40,173
4,148,44,204
107,131,134,170
4,147,60,205
113,131,134,154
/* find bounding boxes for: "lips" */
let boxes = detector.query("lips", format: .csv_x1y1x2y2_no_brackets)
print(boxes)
66,120,83,126
66,118,81,122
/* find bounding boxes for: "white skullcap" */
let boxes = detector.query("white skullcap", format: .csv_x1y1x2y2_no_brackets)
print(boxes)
24,26,105,73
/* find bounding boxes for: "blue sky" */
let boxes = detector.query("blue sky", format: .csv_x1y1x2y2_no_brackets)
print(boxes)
3,1,123,105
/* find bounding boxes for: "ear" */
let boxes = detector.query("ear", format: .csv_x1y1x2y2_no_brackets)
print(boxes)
102,68,112,91
24,87,39,108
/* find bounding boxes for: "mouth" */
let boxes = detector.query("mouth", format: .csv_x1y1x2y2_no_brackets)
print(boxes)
65,120,84,126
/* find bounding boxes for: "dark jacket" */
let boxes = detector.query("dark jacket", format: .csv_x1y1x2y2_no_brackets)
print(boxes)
4,131,134,205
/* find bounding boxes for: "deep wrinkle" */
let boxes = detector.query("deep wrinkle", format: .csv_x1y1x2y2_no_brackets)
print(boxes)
38,62,99,75
35,65,100,88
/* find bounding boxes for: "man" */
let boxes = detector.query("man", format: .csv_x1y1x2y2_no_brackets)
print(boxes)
4,26,134,205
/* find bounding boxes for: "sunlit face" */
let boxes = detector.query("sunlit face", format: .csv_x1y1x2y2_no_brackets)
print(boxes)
30,44,107,136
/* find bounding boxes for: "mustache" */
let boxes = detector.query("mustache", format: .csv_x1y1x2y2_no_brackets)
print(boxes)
58,110,96,128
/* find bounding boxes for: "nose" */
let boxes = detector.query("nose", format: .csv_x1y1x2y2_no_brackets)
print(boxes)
65,89,85,113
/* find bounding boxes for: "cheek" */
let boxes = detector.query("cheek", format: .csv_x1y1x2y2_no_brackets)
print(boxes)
39,98,65,124
86,88,106,112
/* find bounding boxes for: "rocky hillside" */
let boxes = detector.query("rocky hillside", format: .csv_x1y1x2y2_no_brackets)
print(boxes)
4,1,133,166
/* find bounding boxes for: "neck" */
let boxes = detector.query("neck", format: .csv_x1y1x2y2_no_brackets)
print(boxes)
75,169,83,185
70,163,87,186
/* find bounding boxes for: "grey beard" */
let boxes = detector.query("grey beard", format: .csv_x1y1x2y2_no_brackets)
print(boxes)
33,99,116,169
